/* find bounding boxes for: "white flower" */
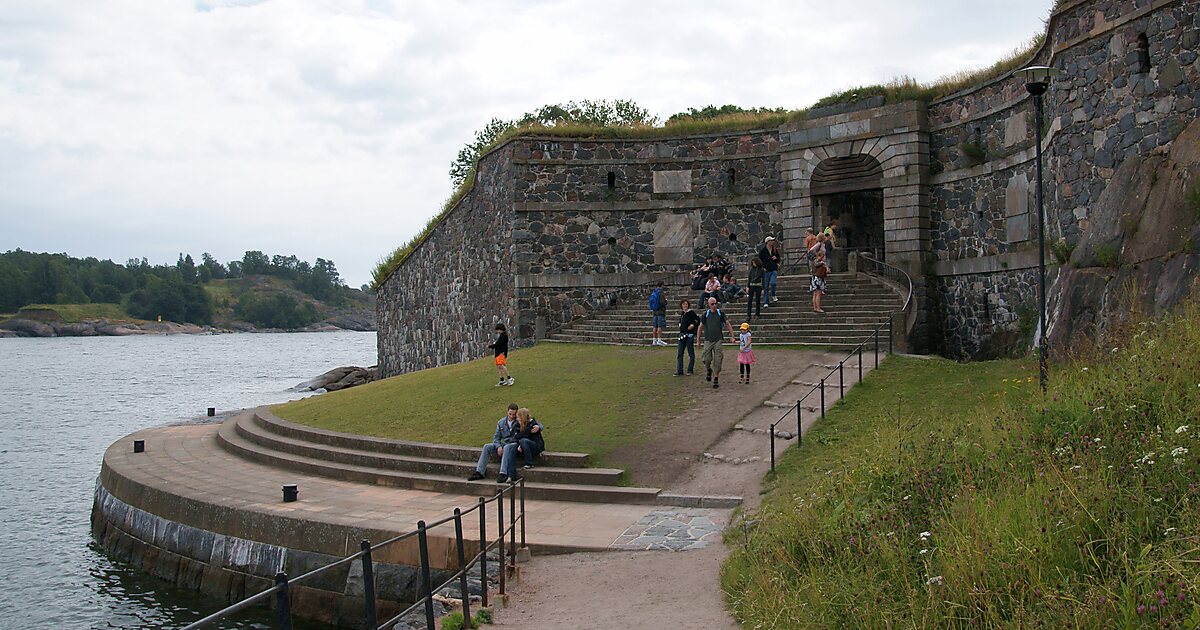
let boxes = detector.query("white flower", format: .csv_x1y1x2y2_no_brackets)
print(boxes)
1070,465,1082,470
1172,447,1189,458
1164,528,1177,536
1177,425,1190,435
886,531,895,538
1082,367,1089,371
919,548,929,555
1093,437,1102,443
1155,497,1164,503
926,575,945,586
1140,452,1157,465
919,531,932,540
902,495,911,501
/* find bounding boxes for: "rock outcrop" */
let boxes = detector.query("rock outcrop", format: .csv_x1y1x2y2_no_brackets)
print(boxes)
1048,118,1200,351
293,366,378,393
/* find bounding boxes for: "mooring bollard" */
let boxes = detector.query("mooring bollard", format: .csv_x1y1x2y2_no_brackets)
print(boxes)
282,484,298,502
207,407,215,417
360,540,377,628
133,439,145,453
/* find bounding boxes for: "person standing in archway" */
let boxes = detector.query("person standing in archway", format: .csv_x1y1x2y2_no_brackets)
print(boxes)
822,220,838,272
757,236,780,308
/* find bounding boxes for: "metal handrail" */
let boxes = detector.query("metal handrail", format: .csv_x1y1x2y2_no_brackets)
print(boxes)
180,478,529,630
858,253,913,317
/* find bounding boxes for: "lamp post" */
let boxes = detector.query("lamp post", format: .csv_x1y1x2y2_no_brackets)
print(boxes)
1014,65,1059,393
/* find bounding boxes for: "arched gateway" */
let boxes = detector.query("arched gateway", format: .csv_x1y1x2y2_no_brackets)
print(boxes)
778,101,929,274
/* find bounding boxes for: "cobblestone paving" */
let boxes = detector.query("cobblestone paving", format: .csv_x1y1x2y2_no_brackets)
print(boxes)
609,509,726,551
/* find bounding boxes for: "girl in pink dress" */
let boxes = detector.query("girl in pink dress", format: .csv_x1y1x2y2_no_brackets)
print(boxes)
737,322,756,384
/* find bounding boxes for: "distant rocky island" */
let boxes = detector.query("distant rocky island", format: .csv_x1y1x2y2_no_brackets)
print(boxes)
0,308,375,338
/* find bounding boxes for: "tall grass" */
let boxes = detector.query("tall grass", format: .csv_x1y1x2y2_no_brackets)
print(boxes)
722,301,1200,627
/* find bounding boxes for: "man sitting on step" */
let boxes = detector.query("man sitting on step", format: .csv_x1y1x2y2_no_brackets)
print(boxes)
468,403,521,484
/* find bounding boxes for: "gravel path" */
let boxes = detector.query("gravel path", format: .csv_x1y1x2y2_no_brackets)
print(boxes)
488,347,868,628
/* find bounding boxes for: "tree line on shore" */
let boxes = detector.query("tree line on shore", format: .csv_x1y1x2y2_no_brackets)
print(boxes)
0,249,358,328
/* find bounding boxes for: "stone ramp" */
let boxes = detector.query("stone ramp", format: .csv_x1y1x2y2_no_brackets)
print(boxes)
215,409,738,507
664,349,883,503
101,423,734,558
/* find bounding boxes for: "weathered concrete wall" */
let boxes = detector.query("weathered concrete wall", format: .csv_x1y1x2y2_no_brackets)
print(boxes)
91,483,431,628
377,145,518,378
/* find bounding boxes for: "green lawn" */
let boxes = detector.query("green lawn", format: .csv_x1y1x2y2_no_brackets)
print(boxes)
723,302,1200,627
272,343,699,466
13,303,134,323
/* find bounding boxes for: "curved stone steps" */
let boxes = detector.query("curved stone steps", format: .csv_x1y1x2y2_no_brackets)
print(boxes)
251,408,590,469
216,419,666,505
230,412,623,486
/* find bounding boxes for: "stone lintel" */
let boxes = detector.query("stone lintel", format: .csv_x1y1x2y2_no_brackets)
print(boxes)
931,248,1042,276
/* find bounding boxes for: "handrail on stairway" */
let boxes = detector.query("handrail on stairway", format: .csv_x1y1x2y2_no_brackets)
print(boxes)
857,253,914,328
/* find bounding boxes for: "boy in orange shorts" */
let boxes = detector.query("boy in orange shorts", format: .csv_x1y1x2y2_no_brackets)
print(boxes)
488,323,514,386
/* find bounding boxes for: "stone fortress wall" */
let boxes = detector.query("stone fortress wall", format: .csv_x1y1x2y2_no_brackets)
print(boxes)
377,0,1199,376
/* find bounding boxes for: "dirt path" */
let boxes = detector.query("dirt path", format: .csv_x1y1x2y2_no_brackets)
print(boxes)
488,347,870,627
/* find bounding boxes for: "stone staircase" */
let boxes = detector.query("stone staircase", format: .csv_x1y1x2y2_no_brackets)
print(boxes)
215,408,739,507
544,272,904,348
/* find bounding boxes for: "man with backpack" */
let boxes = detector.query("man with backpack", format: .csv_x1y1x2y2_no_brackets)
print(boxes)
700,296,736,389
649,281,668,346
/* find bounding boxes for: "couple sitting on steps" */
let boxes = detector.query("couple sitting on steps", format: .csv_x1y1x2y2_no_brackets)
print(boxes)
467,403,545,484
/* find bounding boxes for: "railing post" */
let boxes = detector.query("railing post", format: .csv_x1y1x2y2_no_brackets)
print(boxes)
820,379,826,419
454,508,471,627
888,316,894,354
769,422,776,472
274,572,293,630
858,345,863,383
360,540,377,629
839,361,844,398
509,480,517,568
478,497,489,610
520,477,527,551
796,400,802,446
417,521,435,630
497,490,506,596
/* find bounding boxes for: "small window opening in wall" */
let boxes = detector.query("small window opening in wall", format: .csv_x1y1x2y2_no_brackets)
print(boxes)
607,236,617,246
728,233,738,242
607,171,616,189
1136,33,1151,73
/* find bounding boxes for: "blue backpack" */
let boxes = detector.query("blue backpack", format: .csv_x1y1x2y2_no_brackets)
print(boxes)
648,289,662,311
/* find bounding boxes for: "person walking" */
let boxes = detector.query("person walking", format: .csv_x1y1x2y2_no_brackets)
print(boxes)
746,258,764,321
674,299,701,376
810,250,829,313
700,297,736,389
488,323,514,386
757,236,781,307
737,322,756,384
649,281,668,346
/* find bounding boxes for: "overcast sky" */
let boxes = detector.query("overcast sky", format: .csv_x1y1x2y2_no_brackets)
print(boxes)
0,0,1054,288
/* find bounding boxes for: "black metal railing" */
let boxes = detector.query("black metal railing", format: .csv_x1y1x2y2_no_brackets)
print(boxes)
180,479,529,630
767,319,892,472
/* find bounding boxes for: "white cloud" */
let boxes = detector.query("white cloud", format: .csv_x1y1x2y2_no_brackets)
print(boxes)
0,0,1054,287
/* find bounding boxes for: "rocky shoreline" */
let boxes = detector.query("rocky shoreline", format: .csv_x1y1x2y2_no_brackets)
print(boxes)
0,316,375,338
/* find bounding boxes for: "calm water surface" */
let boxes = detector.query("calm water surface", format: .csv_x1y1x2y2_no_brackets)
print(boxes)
0,331,377,629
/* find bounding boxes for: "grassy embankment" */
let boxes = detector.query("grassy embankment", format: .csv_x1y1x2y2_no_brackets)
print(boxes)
273,343,699,467
2,303,135,323
722,303,1200,627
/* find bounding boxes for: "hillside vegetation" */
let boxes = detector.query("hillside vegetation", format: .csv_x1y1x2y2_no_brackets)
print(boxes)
722,302,1200,627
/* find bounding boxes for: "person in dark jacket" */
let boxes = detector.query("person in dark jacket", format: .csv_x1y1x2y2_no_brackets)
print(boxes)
746,258,764,321
514,407,545,471
468,403,521,483
487,323,513,386
757,236,781,308
674,299,701,376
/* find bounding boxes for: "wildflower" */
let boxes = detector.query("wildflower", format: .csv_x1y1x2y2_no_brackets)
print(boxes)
1137,604,1146,614
919,531,931,540
1083,367,1089,371
1140,452,1157,465
1092,407,1105,413
1094,437,1102,443
1070,465,1082,471
902,495,911,501
926,575,944,586
919,548,929,555
1172,447,1189,458
1177,425,1190,435
886,531,895,538
1164,527,1177,536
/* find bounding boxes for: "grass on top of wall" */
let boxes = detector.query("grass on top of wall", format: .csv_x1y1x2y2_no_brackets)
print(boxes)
371,28,1048,290
722,301,1200,627
272,342,699,467
10,303,134,323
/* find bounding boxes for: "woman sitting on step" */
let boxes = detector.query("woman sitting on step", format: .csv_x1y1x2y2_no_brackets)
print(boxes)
514,407,545,471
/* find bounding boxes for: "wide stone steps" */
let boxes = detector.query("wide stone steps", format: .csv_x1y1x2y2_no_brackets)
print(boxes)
548,273,903,347
214,409,734,506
